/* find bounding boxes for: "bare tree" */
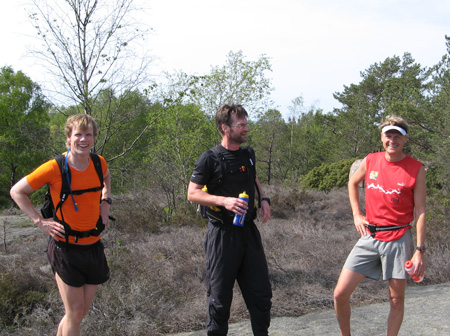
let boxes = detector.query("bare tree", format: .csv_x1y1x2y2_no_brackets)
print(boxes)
27,0,159,158
29,0,152,112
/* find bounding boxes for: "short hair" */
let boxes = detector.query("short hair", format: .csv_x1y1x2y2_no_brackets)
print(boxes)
65,114,98,149
215,104,248,135
379,115,409,134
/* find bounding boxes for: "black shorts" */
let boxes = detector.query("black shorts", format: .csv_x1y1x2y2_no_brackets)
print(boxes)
47,238,110,287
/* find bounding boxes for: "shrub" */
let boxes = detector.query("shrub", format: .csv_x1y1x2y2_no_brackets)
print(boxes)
301,158,356,192
0,273,48,327
111,189,205,235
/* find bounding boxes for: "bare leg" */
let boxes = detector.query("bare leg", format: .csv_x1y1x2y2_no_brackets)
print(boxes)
386,278,406,336
55,273,98,336
334,268,366,336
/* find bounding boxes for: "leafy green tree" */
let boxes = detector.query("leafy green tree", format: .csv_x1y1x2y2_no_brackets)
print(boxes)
288,109,336,176
91,89,157,191
427,35,450,192
252,103,336,186
251,109,286,184
282,96,307,182
0,67,50,207
165,50,274,117
143,103,217,217
332,53,429,160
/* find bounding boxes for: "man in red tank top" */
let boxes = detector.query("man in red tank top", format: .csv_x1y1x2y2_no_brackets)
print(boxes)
333,116,426,336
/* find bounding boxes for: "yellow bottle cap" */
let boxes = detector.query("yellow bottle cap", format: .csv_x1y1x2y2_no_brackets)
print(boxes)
239,191,249,198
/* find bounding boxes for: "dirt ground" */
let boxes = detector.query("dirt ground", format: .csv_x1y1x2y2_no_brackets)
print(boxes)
0,211,42,252
0,210,46,257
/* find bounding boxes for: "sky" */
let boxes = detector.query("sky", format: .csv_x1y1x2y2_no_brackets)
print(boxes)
1,0,449,117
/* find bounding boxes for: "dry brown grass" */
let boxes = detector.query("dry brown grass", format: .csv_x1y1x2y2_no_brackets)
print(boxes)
1,186,449,335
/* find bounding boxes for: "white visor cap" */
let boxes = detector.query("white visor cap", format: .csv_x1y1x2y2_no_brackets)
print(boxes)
382,125,407,136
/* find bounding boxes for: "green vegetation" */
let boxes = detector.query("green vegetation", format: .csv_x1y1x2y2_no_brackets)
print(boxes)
302,159,356,192
0,272,48,327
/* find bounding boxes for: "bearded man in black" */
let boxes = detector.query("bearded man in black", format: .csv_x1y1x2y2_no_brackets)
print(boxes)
188,104,272,336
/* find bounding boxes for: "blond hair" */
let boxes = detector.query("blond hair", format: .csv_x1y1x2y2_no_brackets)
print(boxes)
65,114,98,149
379,115,409,134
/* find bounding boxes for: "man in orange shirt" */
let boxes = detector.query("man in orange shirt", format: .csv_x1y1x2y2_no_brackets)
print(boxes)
10,114,112,336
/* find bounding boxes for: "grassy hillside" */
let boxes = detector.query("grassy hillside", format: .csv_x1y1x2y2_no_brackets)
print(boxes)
1,186,449,335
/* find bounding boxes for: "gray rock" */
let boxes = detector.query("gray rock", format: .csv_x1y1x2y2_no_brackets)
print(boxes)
169,282,450,335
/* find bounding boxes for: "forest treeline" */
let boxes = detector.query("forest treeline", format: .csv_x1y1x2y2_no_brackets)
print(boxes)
1,36,450,216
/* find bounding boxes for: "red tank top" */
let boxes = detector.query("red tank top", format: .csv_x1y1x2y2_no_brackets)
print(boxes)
365,152,423,241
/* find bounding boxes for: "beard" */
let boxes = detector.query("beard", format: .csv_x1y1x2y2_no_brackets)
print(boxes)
229,131,247,144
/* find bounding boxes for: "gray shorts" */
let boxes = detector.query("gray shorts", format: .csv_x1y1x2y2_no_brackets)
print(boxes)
343,230,414,280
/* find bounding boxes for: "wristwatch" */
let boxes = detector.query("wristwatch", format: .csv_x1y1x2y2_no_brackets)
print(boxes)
101,197,112,205
261,197,271,206
415,245,426,253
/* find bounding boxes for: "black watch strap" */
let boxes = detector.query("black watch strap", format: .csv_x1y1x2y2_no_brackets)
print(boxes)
415,245,426,253
261,197,271,206
101,197,112,205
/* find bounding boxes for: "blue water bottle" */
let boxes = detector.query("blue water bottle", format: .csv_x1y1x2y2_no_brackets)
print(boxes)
233,191,249,226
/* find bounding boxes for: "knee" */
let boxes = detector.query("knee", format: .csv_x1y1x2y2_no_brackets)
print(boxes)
83,305,91,318
67,305,89,324
333,286,351,304
389,294,405,311
209,296,231,320
67,311,84,325
242,290,272,314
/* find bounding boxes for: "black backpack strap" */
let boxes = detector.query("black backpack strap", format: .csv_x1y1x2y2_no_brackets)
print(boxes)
243,146,261,208
52,154,71,243
89,153,104,188
212,146,226,186
40,154,66,219
54,154,69,214
205,146,226,194
243,146,257,176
